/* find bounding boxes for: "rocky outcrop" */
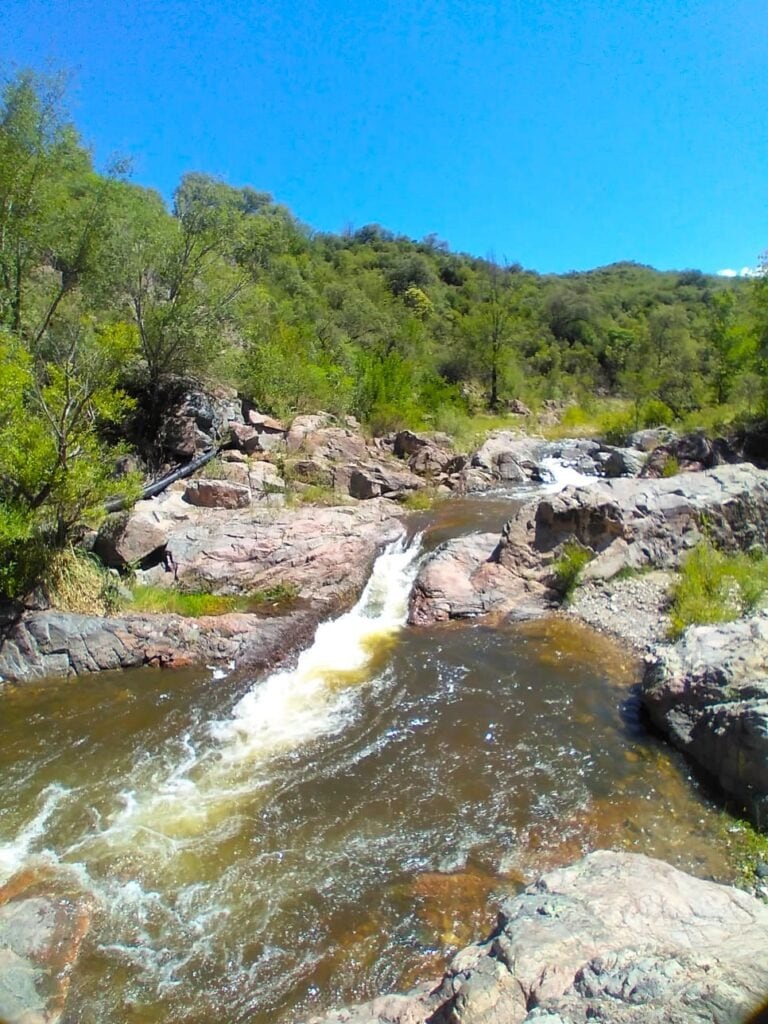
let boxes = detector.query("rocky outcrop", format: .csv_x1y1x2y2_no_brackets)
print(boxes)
5,499,405,683
0,867,93,1024
160,500,404,605
409,464,768,626
0,606,321,683
643,614,768,828
306,851,768,1024
530,463,768,574
157,383,243,461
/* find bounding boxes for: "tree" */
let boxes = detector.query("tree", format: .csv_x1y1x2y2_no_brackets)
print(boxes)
462,264,533,409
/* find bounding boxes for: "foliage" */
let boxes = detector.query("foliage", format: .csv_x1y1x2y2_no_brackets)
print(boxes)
669,539,768,638
42,546,121,614
552,541,593,599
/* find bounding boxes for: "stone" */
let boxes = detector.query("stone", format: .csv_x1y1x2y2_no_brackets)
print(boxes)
408,533,547,625
643,614,768,827
471,432,545,480
307,852,768,1024
408,444,454,477
229,421,263,454
286,413,337,452
508,398,532,415
157,384,243,460
94,507,173,568
628,427,679,452
0,869,92,1024
183,479,251,509
596,446,647,478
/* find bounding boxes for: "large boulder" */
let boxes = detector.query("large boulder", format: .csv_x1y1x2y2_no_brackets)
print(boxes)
183,479,251,509
643,614,768,828
471,432,544,480
408,533,546,625
307,851,768,1024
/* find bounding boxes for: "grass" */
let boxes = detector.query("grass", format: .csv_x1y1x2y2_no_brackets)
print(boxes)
552,540,593,600
128,582,299,617
669,539,768,638
43,547,121,615
398,487,442,511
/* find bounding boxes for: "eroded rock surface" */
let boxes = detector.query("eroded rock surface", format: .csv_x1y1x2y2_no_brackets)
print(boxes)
643,614,768,826
306,851,768,1024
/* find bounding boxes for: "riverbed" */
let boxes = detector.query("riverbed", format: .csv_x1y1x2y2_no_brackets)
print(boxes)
0,479,738,1024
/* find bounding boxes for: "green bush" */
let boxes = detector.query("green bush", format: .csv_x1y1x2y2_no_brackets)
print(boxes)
552,540,593,599
669,540,768,637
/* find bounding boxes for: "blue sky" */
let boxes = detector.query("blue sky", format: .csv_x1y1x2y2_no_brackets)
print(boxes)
1,0,764,274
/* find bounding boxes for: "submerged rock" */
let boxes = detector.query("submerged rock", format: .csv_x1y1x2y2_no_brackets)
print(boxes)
0,868,92,1024
306,851,768,1024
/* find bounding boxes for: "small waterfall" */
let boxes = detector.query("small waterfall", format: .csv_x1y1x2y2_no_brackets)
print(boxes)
211,534,424,763
537,454,595,492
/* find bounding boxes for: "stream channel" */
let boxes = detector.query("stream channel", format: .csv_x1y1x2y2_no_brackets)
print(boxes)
0,463,740,1024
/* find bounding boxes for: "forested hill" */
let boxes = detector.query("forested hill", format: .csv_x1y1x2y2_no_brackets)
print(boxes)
0,70,764,597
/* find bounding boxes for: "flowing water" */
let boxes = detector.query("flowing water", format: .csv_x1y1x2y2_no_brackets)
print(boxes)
0,470,740,1024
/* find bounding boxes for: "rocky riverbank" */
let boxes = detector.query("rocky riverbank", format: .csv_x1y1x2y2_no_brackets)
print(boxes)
306,851,768,1024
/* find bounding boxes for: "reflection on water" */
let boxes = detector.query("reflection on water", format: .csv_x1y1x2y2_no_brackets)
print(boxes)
0,509,741,1024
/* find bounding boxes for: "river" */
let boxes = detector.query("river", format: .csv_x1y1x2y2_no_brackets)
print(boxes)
0,468,738,1024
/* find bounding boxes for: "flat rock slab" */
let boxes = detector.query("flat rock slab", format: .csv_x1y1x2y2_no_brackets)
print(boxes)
0,607,320,683
643,613,768,827
306,851,768,1024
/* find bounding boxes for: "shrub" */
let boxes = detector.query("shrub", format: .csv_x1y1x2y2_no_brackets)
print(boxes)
552,541,593,599
669,539,768,637
42,547,121,615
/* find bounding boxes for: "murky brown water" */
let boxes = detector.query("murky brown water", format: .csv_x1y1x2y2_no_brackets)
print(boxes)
0,492,740,1024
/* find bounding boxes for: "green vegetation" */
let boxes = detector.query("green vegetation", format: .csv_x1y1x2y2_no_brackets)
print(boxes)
41,547,121,615
718,814,768,888
669,539,768,637
3,67,768,602
552,541,593,599
399,488,441,511
129,582,299,616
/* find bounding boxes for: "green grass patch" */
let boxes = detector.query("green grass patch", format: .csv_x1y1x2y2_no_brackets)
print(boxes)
552,540,593,599
129,582,299,617
398,488,441,511
669,539,768,638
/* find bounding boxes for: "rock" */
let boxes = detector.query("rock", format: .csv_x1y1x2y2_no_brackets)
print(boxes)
220,449,248,464
567,569,674,649
597,446,647,478
508,398,532,415
245,408,286,433
286,413,337,452
530,464,768,573
628,427,679,452
643,614,768,827
471,432,544,480
408,444,454,477
157,384,243,460
0,868,92,1024
408,533,547,626
228,422,263,454
94,507,173,568
411,464,768,628
183,479,251,509
0,606,320,683
248,461,285,494
307,852,768,1024
341,462,424,500
163,500,404,609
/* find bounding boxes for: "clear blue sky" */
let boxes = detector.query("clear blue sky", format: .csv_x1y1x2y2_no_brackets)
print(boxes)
1,0,764,274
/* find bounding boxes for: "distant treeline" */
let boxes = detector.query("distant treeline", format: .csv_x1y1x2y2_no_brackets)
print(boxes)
0,68,765,595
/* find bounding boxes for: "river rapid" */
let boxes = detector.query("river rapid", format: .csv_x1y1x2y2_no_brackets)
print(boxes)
0,466,739,1024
